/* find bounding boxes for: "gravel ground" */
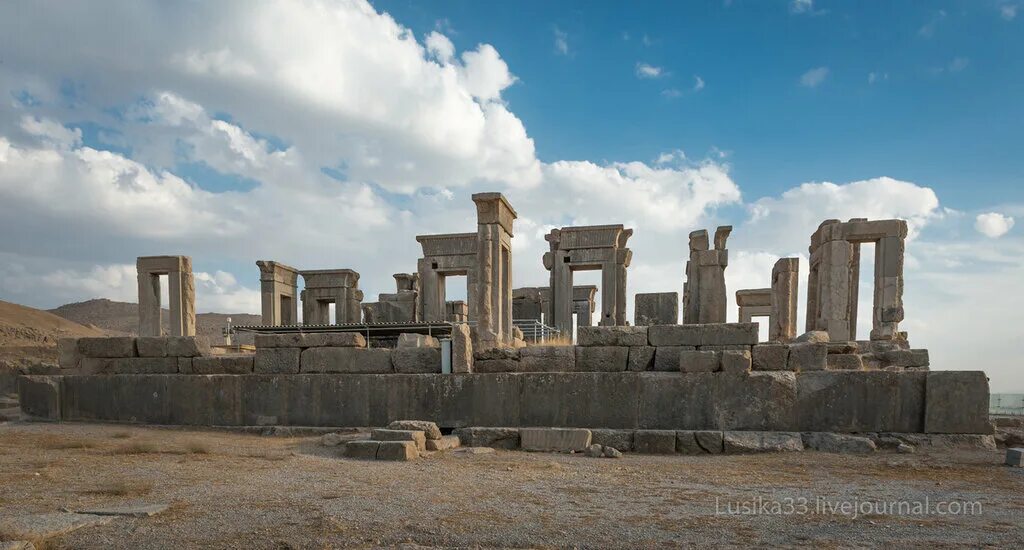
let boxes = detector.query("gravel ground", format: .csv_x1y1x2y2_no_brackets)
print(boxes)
1,422,1022,548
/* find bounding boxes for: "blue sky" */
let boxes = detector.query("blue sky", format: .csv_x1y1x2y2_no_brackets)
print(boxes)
0,0,1021,389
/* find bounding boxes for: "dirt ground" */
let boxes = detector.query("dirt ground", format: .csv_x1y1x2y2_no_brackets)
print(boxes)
1,422,1022,549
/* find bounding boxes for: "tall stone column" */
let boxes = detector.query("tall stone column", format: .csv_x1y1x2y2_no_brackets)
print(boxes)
417,258,444,322
871,235,905,340
472,192,517,347
546,249,574,335
770,258,799,342
818,239,854,341
168,269,196,337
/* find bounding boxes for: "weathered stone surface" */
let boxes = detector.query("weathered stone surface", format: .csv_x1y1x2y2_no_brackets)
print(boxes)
634,293,679,326
388,420,443,439
585,443,604,458
637,371,797,431
57,338,81,369
397,333,439,348
648,325,702,347
474,347,520,361
675,431,704,454
787,342,827,371
254,348,300,374
473,359,520,373
518,373,638,429
74,504,169,517
575,346,628,372
392,347,442,374
344,440,380,459
603,446,623,458
166,336,211,357
802,432,876,453
634,429,676,454
372,428,426,450
752,344,790,371
300,347,392,374
679,350,719,373
1006,448,1024,467
192,355,254,374
520,427,592,452
519,346,575,372
698,344,752,352
924,371,991,434
695,430,724,453
426,435,461,451
455,427,520,449
887,433,997,451
723,431,804,453
18,375,60,421
719,350,751,374
797,371,926,433
826,354,863,370
256,332,366,349
653,346,696,372
176,357,193,374
108,357,178,374
321,433,345,446
77,337,136,358
136,336,169,357
701,323,759,346
454,447,496,455
0,512,113,541
590,429,634,451
577,326,648,347
881,349,929,368
626,346,656,372
452,323,473,373
794,331,830,344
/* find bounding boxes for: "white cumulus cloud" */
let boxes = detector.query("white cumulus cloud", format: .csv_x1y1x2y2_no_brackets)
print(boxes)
800,66,829,88
975,212,1015,238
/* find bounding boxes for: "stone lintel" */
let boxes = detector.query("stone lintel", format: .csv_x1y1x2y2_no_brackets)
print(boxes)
736,289,772,307
137,255,190,274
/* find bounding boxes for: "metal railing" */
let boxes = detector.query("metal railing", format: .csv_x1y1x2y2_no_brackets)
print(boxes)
459,319,562,343
990,393,1024,416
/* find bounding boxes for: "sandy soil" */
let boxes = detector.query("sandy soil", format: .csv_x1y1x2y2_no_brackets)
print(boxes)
1,422,1022,549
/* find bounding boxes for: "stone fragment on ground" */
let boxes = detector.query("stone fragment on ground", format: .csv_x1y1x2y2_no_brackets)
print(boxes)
453,447,496,455
371,429,427,451
320,433,344,447
802,432,876,454
0,512,113,541
723,431,804,453
343,440,380,460
425,435,460,451
72,504,169,518
1005,448,1023,467
388,420,442,440
520,428,591,452
376,441,419,461
455,427,520,449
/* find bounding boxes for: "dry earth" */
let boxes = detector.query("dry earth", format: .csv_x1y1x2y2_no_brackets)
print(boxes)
1,422,1022,549
49,299,260,344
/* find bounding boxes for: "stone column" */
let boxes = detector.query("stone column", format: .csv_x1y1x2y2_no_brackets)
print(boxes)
137,271,161,336
683,230,707,324
770,258,799,342
818,239,855,341
167,269,196,337
417,258,444,322
871,235,905,340
615,251,629,326
599,261,618,326
547,249,574,335
472,192,517,347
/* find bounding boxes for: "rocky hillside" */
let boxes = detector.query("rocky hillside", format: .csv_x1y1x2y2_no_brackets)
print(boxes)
49,299,261,345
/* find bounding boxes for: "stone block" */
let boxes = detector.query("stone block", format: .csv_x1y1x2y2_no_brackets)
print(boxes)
881,349,929,368
679,350,719,373
648,325,702,346
797,371,926,433
634,292,679,325
699,344,752,352
752,344,790,371
372,429,427,451
518,373,639,429
634,430,676,454
376,441,420,461
577,326,649,347
136,337,168,357
590,429,634,451
924,371,991,434
392,347,442,374
388,420,442,439
519,346,576,372
826,354,863,370
473,359,520,373
1006,448,1024,467
77,337,136,358
653,346,696,372
794,331,830,344
177,357,193,374
701,323,759,346
344,440,380,460
719,350,751,374
802,432,876,453
723,431,804,453
626,346,656,371
192,355,254,374
397,333,439,348
520,427,592,452
787,342,827,371
300,347,393,373
426,435,461,451
695,430,724,453
108,357,178,374
675,431,703,454
452,323,473,373
18,376,60,421
254,348,300,374
454,427,520,449
575,346,628,372
166,336,211,357
57,338,81,369
256,332,366,349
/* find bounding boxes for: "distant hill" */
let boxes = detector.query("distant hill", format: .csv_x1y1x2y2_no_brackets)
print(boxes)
0,299,109,347
49,299,260,345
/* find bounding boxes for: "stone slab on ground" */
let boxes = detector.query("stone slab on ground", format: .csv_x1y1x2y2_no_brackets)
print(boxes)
388,420,442,440
300,348,392,374
675,431,703,454
723,431,804,453
0,512,113,541
392,347,441,374
376,440,419,461
634,429,676,454
455,427,520,449
802,432,876,454
924,371,991,434
371,429,426,450
77,337,136,358
1006,448,1024,467
590,429,634,451
191,355,254,375
254,348,300,374
73,504,169,517
695,430,724,454
453,447,495,455
425,435,461,451
577,326,649,347
343,440,380,460
574,346,628,372
520,427,592,452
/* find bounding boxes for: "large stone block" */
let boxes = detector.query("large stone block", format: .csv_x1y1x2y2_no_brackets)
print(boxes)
388,420,442,439
787,342,826,371
520,427,592,452
18,375,61,421
675,431,703,454
77,337,136,358
473,359,520,373
802,432,876,454
392,347,441,374
254,348,300,374
695,430,724,453
108,357,178,374
455,427,520,449
519,373,639,429
626,346,656,372
634,430,676,454
57,338,81,369
634,293,679,326
300,347,393,374
797,371,926,433
191,355,254,374
648,325,702,347
519,346,576,372
924,371,991,434
166,336,211,357
826,354,863,370
723,431,804,453
136,337,169,357
397,333,439,348
377,440,419,461
371,429,427,451
256,332,366,349
752,344,791,371
653,346,695,372
574,346,628,372
426,435,461,451
344,440,380,460
452,323,473,373
679,350,719,373
720,350,751,374
576,326,649,347
701,323,759,346
590,429,634,451
882,349,929,368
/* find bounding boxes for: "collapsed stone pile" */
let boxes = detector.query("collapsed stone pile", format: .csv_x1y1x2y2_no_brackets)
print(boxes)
342,420,460,461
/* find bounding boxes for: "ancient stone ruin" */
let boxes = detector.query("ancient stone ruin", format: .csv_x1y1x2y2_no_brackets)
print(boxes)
20,193,992,457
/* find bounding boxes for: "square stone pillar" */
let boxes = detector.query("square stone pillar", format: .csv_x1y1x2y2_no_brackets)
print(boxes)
770,258,799,342
136,255,195,337
635,292,680,325
257,261,299,326
871,235,905,340
817,239,855,341
545,248,574,335
472,192,517,347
